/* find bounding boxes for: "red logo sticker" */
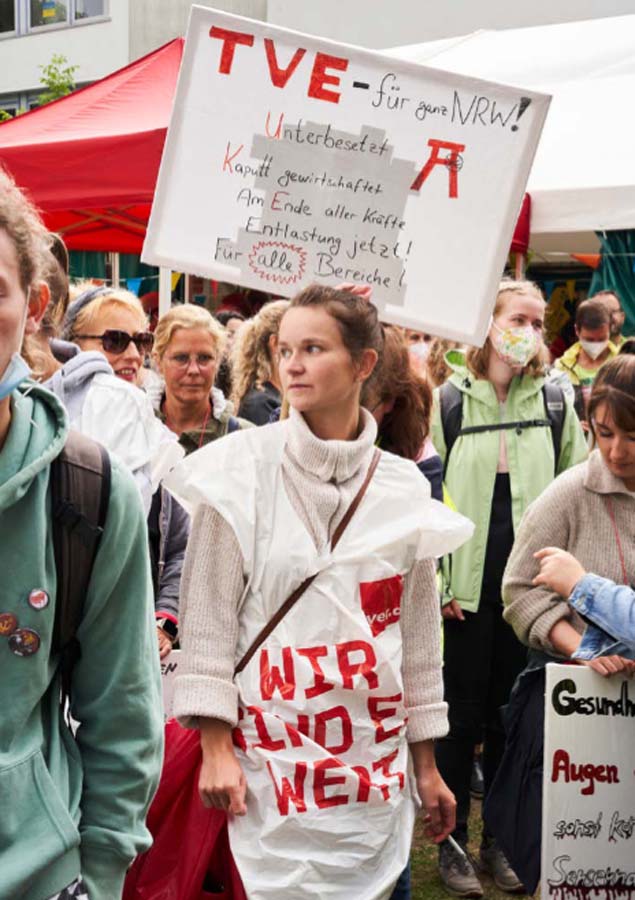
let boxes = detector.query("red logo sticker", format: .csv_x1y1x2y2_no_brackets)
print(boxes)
359,575,404,637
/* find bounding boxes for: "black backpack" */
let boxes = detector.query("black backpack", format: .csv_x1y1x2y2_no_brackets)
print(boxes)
50,431,111,707
439,380,566,477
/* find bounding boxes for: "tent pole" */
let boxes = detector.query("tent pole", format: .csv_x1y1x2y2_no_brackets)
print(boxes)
110,252,120,287
515,252,526,279
159,267,172,315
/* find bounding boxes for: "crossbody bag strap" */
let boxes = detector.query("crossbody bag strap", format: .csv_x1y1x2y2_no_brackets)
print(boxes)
234,448,381,675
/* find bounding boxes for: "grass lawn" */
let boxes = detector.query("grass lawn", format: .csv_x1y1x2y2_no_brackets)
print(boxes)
410,801,537,900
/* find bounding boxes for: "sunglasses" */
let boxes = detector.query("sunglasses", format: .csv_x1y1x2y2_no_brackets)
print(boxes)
75,329,154,354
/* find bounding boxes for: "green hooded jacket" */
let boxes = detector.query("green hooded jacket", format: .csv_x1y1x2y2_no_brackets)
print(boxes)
431,350,588,612
0,384,163,900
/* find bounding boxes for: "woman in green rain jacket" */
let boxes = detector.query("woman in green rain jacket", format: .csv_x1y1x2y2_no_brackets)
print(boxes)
428,280,587,898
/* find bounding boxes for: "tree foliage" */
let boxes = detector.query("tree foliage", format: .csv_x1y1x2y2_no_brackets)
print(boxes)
38,54,79,105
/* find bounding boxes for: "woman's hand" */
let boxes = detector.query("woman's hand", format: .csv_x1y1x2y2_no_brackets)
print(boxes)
533,547,586,597
199,747,247,815
410,740,456,843
417,768,456,843
199,717,247,816
157,626,173,659
334,282,372,302
441,598,465,621
577,655,635,678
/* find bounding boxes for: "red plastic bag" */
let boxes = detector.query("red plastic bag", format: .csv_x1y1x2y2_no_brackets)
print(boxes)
123,720,247,900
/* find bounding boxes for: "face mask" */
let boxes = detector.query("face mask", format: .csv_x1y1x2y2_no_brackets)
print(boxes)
409,342,430,363
0,353,31,402
580,339,609,360
490,320,540,368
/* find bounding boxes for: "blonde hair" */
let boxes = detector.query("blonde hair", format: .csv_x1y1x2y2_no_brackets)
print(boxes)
153,304,226,362
231,299,289,409
466,279,548,379
67,287,148,341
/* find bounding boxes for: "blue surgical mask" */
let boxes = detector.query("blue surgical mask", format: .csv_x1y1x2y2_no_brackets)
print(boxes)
0,353,31,402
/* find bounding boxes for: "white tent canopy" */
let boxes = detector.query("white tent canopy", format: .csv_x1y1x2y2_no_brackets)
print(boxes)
389,15,635,259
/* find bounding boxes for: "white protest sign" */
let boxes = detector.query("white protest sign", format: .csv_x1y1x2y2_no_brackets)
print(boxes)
542,664,635,899
161,649,181,720
142,7,550,345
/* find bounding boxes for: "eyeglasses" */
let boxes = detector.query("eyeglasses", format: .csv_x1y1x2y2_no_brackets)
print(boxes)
75,329,154,354
165,353,216,370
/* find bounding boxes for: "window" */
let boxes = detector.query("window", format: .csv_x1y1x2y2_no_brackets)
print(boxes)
1,1,17,33
75,0,105,19
30,0,68,27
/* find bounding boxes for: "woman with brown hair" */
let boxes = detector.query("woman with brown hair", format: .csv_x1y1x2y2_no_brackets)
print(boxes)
165,284,473,899
487,354,635,892
430,279,587,896
230,299,289,425
363,325,442,501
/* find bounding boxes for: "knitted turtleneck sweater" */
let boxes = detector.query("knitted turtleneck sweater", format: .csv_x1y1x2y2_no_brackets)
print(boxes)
173,407,448,743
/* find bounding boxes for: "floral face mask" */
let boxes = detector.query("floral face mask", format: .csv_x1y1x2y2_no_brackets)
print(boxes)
490,320,541,368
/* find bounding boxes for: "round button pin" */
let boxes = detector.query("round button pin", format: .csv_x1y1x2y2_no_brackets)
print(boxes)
9,628,41,657
28,589,50,611
0,612,18,636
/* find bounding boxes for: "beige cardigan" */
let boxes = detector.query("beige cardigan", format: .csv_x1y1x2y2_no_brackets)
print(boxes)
503,449,635,655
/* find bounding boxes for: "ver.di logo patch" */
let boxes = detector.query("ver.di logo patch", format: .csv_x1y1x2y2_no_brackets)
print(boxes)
359,575,404,637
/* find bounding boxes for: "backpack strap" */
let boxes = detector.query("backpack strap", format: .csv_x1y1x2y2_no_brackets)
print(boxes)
440,380,566,477
541,381,566,471
51,431,111,707
438,381,464,476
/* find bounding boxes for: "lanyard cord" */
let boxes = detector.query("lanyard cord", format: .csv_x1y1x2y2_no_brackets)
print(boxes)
604,496,629,585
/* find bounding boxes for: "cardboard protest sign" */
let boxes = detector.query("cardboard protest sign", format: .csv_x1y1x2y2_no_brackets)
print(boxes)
542,664,635,899
161,649,180,719
143,7,550,345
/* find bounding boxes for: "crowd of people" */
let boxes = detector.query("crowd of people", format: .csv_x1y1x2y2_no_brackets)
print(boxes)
2,166,635,900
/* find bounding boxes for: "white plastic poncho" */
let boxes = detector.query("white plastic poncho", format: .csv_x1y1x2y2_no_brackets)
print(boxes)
167,423,473,900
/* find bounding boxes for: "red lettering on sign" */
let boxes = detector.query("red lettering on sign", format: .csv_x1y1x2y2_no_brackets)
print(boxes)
337,640,379,690
308,52,349,104
314,705,354,754
247,705,285,752
265,110,284,139
313,757,349,808
209,26,254,74
368,694,403,743
410,139,466,198
550,748,620,797
266,760,308,814
271,190,290,211
260,647,296,701
223,142,244,173
297,645,335,699
264,38,306,88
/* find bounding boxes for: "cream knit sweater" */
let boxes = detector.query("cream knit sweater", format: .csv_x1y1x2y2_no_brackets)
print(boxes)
173,407,448,743
503,449,635,654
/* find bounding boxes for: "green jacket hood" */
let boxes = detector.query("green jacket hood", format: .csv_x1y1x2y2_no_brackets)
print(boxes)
444,348,545,405
0,382,68,513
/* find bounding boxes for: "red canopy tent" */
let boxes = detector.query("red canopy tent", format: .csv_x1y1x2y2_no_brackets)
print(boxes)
0,38,183,254
0,36,531,259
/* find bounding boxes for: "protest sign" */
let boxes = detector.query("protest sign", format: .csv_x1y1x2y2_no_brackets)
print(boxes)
142,7,550,345
542,664,635,899
161,649,180,719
